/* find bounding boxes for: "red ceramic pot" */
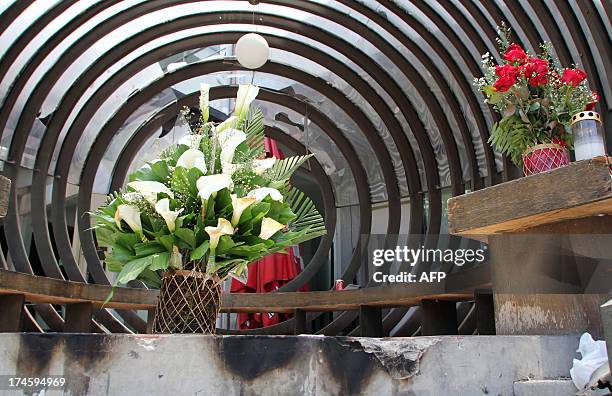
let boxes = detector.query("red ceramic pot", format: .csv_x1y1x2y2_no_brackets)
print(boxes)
522,143,570,176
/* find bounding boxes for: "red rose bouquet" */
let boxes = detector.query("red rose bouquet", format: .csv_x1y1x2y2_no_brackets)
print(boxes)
474,24,598,167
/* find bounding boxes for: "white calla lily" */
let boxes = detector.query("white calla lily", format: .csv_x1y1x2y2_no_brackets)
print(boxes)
127,181,173,204
218,128,246,168
259,217,285,240
216,116,237,134
199,83,210,123
196,174,233,201
178,134,203,148
154,198,183,232
234,84,259,121
176,148,207,174
247,187,283,202
231,194,256,226
114,205,142,233
252,157,276,175
205,218,234,250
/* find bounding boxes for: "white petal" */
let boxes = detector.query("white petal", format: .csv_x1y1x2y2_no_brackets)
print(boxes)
216,116,237,134
128,181,173,204
247,187,283,202
252,157,276,175
205,218,234,250
196,174,233,201
176,148,207,174
154,198,183,232
259,217,285,240
218,128,246,166
178,134,203,148
200,83,210,123
231,194,256,226
114,205,142,233
235,84,259,120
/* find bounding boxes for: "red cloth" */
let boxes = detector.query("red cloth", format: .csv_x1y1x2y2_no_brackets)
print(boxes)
229,137,309,330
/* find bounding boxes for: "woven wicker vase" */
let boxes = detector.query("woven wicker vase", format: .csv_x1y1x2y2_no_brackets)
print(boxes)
152,269,221,334
522,143,570,176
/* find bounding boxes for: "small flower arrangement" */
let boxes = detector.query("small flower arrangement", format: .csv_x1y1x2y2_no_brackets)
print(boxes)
92,84,326,291
474,24,598,166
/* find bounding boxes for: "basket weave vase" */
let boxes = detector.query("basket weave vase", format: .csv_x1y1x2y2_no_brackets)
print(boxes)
522,143,570,176
152,269,221,334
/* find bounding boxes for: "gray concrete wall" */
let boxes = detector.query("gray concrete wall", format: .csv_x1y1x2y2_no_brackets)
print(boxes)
0,334,579,395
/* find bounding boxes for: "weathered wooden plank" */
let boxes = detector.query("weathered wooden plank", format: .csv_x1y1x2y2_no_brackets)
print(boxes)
448,156,612,237
0,294,24,332
64,302,94,333
0,268,484,313
421,299,458,335
0,175,11,218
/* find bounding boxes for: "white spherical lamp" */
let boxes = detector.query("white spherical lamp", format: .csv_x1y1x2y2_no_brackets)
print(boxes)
235,33,269,69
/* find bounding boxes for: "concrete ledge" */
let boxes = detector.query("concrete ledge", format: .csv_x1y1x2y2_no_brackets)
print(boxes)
0,334,579,395
513,379,577,396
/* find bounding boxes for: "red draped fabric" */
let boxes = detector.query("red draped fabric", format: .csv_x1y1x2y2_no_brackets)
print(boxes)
230,137,309,330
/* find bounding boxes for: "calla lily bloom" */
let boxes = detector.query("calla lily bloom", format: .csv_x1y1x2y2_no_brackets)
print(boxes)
178,134,203,148
127,181,173,204
218,128,246,170
176,148,207,174
252,157,276,175
169,245,183,269
247,187,283,202
114,204,142,233
259,217,285,240
231,194,256,226
199,83,210,123
154,198,183,232
216,116,237,134
205,218,234,250
234,84,259,121
196,174,233,201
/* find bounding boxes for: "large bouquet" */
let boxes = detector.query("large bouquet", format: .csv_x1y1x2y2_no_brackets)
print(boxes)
92,84,325,290
474,24,598,166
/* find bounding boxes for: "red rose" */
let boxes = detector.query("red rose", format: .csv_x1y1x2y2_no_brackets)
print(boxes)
585,92,599,111
522,58,549,87
493,75,516,92
495,64,518,78
561,68,587,86
504,44,528,63
551,137,567,148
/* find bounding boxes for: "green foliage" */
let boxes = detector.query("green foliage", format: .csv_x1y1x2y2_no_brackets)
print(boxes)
95,84,326,293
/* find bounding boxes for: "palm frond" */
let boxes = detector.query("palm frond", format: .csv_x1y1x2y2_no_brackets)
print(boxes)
267,154,313,182
244,107,265,155
286,188,326,238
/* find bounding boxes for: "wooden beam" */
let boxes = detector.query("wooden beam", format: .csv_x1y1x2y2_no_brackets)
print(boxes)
421,299,458,336
0,268,482,313
64,302,94,333
360,306,384,337
448,156,612,238
0,294,24,332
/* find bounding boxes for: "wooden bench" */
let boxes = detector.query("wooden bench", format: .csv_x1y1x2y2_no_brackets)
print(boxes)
448,156,612,336
0,264,491,336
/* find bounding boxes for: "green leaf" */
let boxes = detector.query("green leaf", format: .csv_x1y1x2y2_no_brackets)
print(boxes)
190,240,210,261
266,155,313,182
134,242,166,257
216,235,237,255
116,257,152,285
156,235,175,252
148,252,170,271
104,251,124,272
95,227,115,248
115,233,140,253
174,228,196,249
